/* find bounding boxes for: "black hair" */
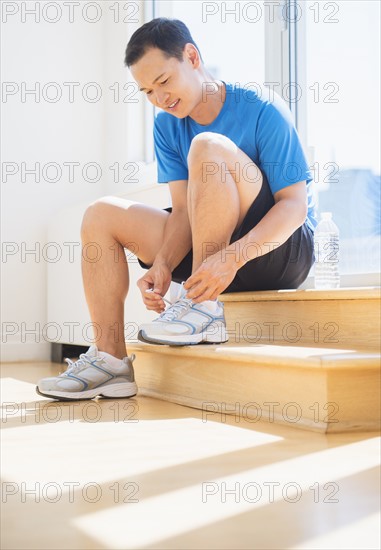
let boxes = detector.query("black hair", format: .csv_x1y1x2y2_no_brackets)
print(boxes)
124,17,202,67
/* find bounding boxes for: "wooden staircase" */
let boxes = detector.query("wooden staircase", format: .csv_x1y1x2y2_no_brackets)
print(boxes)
128,287,380,433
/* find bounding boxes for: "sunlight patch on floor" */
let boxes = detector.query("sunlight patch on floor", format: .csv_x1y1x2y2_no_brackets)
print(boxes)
72,437,380,550
291,513,381,550
215,346,357,358
1,380,281,486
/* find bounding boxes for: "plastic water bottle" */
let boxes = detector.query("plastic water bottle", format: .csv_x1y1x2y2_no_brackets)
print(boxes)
314,212,340,289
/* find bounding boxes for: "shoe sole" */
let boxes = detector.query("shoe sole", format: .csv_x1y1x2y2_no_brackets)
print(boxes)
137,329,229,346
35,382,138,401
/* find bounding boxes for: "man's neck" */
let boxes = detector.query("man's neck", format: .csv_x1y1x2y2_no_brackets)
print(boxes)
190,80,226,126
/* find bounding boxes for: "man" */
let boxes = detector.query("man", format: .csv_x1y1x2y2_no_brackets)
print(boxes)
36,18,316,400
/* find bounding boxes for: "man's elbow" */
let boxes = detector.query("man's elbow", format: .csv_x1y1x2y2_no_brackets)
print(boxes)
298,199,308,227
282,198,308,228
285,198,308,230
274,182,308,228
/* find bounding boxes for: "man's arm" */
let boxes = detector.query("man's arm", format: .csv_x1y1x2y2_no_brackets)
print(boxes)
138,179,192,312
184,181,308,302
154,180,192,270
233,180,308,268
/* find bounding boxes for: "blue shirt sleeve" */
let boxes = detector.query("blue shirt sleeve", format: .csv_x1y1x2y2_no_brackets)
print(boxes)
256,93,312,193
154,114,188,183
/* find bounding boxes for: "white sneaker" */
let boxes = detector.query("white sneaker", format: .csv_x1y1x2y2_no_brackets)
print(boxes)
36,345,137,401
138,293,228,346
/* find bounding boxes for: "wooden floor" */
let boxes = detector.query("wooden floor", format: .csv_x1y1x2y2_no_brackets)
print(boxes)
1,361,380,550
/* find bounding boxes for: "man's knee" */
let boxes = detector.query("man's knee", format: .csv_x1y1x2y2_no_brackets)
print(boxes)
187,133,239,187
187,133,262,188
81,196,135,235
187,132,234,166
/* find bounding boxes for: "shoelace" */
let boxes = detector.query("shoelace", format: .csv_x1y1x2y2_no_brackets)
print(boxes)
61,353,93,375
60,352,136,375
156,297,193,322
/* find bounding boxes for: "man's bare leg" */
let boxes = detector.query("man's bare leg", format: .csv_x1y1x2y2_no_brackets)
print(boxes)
80,198,169,359
80,134,262,356
187,132,263,271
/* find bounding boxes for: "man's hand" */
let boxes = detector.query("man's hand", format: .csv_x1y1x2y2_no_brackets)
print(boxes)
184,251,239,302
137,262,172,313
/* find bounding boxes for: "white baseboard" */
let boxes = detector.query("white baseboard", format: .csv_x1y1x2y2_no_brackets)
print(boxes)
0,342,51,363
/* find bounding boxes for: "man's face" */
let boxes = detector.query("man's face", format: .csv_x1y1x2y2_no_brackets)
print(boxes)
130,46,203,119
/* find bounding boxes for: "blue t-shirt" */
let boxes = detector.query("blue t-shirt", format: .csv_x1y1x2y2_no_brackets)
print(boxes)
154,82,317,231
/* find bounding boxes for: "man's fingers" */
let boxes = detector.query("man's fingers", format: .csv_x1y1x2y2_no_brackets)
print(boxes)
190,291,209,303
186,276,221,302
144,296,164,311
145,299,164,310
137,279,152,292
143,289,165,312
191,285,218,302
183,275,200,289
145,303,164,312
138,281,164,312
186,278,209,299
144,289,163,302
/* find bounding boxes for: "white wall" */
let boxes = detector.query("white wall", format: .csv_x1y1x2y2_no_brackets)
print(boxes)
46,176,171,348
1,1,155,361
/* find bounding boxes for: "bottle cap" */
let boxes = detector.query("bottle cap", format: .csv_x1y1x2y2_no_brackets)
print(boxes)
321,212,332,220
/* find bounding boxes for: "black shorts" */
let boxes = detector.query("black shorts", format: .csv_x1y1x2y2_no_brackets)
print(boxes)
138,174,315,293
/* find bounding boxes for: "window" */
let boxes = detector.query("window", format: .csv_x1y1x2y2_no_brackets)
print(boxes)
298,0,380,276
151,0,380,282
154,0,265,94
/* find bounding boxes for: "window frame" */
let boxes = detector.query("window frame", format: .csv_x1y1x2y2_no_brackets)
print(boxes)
142,0,156,163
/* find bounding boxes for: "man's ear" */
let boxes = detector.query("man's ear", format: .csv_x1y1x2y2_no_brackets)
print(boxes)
184,43,201,69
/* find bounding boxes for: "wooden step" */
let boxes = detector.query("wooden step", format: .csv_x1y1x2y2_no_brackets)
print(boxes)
128,340,380,434
220,287,381,351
